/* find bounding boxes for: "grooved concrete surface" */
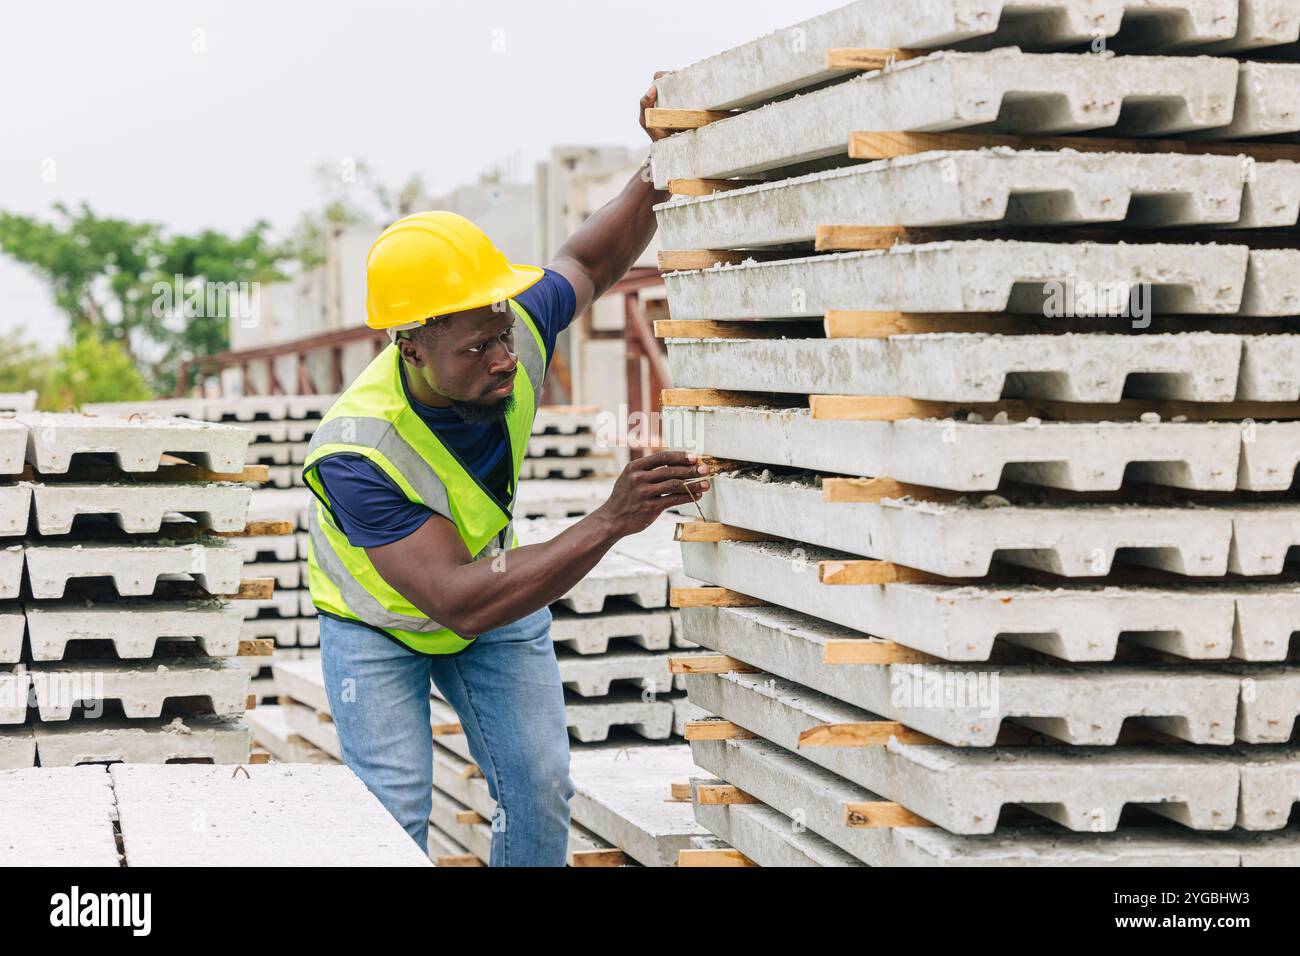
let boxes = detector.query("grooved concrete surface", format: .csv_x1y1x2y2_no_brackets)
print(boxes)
24,539,246,598
111,764,431,866
27,659,251,721
16,412,250,474
654,0,1297,111
663,405,1245,492
686,670,1242,833
682,605,1245,746
32,715,252,766
30,483,251,535
23,599,244,660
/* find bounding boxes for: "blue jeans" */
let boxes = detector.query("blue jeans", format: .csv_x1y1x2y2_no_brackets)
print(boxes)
319,604,575,866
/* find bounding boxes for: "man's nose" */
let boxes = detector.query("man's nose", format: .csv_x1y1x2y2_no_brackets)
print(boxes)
486,340,517,375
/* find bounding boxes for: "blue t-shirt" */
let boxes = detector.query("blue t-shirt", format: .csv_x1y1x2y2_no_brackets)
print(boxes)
315,268,576,548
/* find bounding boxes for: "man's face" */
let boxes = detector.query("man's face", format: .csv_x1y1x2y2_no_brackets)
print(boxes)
397,303,518,423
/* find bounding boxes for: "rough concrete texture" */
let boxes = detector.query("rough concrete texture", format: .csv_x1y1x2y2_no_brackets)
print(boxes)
28,658,250,720
691,740,1247,866
533,407,600,435
1241,248,1300,316
0,727,34,769
1236,159,1300,229
663,242,1248,319
83,398,207,420
111,763,430,866
246,705,336,763
0,419,29,475
655,0,1289,111
663,405,1242,492
0,606,24,663
17,412,251,474
237,591,299,619
682,605,1245,745
0,766,121,866
1202,61,1300,139
687,671,1239,833
0,391,37,413
1239,421,1300,491
699,470,1235,577
555,646,701,698
1227,503,1300,575
692,785,865,866
609,515,705,589
516,518,667,611
520,456,619,480
651,50,1240,186
246,488,314,529
24,538,245,598
0,484,31,537
427,786,497,864
244,560,301,589
1238,334,1300,401
272,657,330,713
0,546,20,601
0,665,27,724
674,695,712,737
228,533,300,563
527,433,604,457
24,599,243,661
1233,666,1300,743
514,478,613,518
681,537,1241,661
30,482,251,535
656,151,1253,248
431,743,620,865
241,617,300,646
667,333,1245,404
282,701,341,761
567,743,710,866
549,604,675,654
563,690,677,742
33,715,251,765
1234,748,1300,829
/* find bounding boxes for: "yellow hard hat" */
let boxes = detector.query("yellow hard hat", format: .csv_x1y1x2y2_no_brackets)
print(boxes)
365,211,544,331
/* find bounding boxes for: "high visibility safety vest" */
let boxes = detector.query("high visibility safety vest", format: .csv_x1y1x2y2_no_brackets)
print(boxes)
302,299,547,655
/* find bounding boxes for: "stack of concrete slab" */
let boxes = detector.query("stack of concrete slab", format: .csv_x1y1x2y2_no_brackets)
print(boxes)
652,0,1300,866
0,763,431,866
525,405,622,480
0,411,276,769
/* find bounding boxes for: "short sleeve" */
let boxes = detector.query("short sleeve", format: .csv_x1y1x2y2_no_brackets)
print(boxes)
313,456,434,548
514,267,577,362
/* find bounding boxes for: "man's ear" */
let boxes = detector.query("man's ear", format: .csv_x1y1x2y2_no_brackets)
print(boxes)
396,335,424,367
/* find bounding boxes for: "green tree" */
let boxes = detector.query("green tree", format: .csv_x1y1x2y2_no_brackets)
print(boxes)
0,203,288,394
41,332,153,411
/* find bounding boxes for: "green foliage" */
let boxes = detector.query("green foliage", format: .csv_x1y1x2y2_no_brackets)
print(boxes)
0,203,288,394
0,329,151,410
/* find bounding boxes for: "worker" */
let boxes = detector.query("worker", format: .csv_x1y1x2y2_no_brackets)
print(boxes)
301,77,704,866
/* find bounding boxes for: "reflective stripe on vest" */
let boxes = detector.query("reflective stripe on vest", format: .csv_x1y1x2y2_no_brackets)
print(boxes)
303,298,546,655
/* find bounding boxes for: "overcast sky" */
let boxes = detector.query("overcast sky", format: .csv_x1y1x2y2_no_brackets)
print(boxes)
1,0,842,348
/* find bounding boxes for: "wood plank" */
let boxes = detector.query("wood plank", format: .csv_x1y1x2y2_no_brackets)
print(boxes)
655,318,819,339
821,639,938,665
821,476,963,504
818,559,952,585
674,521,782,544
661,387,805,409
237,638,274,657
435,854,485,868
671,587,769,609
454,810,486,825
645,107,734,130
683,720,756,741
809,394,1300,423
848,130,1300,164
816,224,949,251
214,519,295,538
678,847,758,867
657,248,790,271
668,178,762,196
431,722,464,736
696,784,761,806
670,782,694,802
826,47,921,71
233,578,275,600
823,310,1059,338
458,763,483,780
249,750,270,765
843,801,936,828
571,849,629,867
797,721,940,748
668,654,761,676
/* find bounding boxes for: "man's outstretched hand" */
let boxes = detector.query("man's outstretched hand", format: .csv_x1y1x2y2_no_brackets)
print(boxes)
593,450,709,538
640,71,672,143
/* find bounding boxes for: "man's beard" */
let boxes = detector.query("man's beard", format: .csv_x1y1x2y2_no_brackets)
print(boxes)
449,392,515,424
